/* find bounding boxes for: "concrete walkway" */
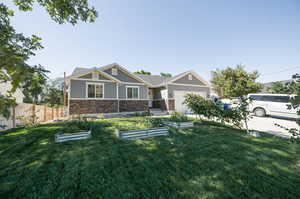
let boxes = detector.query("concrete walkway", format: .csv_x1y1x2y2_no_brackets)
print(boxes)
186,114,298,139
247,116,299,138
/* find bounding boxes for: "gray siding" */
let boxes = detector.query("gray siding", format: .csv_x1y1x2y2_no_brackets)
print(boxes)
173,74,205,85
70,80,117,98
167,84,210,98
105,68,140,83
118,84,148,99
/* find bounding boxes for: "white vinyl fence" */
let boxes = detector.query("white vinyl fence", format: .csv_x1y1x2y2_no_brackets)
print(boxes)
0,103,68,131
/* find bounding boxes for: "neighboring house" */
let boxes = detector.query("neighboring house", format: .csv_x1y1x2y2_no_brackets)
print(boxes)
67,63,211,114
0,81,25,129
0,81,24,104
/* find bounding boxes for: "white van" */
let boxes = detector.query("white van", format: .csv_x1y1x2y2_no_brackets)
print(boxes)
248,93,298,118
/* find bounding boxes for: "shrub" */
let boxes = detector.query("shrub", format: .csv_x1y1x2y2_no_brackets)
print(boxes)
62,120,90,132
143,117,163,128
170,112,189,122
61,126,81,134
183,94,219,119
183,93,244,128
133,111,152,117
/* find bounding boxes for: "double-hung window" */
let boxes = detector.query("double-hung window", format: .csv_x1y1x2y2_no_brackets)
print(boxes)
87,83,104,98
127,86,139,99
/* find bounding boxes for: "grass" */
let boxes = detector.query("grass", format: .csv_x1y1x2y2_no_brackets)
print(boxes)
0,117,300,199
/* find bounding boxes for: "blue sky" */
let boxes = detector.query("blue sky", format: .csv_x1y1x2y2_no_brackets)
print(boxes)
6,0,300,83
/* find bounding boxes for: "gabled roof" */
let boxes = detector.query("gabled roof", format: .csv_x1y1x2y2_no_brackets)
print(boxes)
99,63,152,86
167,70,210,86
71,67,90,76
68,67,121,83
68,64,210,87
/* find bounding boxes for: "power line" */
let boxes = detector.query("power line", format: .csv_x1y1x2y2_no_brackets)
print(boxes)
261,66,300,76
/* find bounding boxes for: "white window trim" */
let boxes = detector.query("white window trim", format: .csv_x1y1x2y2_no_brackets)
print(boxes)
86,82,104,99
126,86,139,100
112,68,118,76
71,78,113,83
188,74,193,80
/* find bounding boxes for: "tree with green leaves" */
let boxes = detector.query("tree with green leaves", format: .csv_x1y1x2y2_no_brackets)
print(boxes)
211,65,263,132
275,74,300,142
134,70,151,75
211,65,262,98
41,78,64,107
267,81,293,94
0,0,97,118
160,72,172,77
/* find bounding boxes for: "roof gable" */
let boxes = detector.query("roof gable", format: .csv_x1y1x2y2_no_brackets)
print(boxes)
167,71,210,86
173,73,205,85
68,67,121,83
78,71,110,80
99,63,152,86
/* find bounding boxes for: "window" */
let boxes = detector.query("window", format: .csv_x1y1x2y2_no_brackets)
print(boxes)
249,95,263,101
112,68,118,76
188,74,193,80
92,72,99,80
87,83,103,98
250,95,290,103
127,86,139,99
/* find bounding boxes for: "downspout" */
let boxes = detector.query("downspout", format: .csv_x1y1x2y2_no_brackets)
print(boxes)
67,79,71,116
117,83,119,112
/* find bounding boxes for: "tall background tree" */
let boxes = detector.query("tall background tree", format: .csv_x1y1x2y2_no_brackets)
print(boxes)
41,78,64,107
0,0,97,118
211,65,263,132
267,81,294,94
211,65,262,98
160,72,172,77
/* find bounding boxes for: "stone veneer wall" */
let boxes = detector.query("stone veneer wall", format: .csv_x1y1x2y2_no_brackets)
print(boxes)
119,100,148,112
69,100,118,114
69,100,149,114
168,99,175,111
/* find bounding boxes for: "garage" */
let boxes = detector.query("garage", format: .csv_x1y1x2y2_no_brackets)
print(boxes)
174,91,206,113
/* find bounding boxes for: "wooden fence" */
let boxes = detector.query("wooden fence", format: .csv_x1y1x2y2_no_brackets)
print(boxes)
0,103,68,130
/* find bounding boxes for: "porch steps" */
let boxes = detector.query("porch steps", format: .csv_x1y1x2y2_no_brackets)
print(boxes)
115,127,169,140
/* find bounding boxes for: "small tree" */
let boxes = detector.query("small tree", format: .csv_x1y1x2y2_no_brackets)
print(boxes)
41,78,64,107
275,74,300,142
211,65,263,132
134,70,151,75
183,94,243,128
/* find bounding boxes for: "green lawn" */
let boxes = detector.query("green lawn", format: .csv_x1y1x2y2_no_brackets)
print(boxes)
0,117,300,199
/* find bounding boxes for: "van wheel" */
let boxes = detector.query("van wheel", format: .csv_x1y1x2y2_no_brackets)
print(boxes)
254,108,266,117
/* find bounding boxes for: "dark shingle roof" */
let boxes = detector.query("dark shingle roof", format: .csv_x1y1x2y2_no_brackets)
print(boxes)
136,74,170,86
71,67,92,76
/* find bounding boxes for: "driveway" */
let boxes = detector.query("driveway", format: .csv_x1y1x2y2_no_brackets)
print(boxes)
248,116,299,138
